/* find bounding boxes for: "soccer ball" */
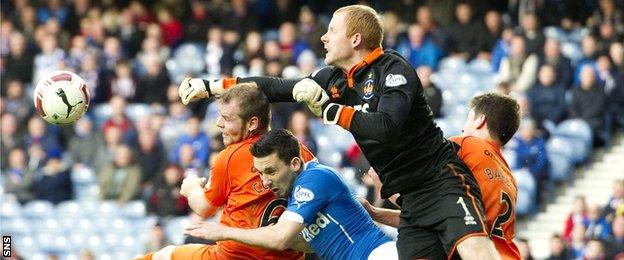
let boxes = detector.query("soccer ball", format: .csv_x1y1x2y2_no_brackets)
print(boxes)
33,71,90,125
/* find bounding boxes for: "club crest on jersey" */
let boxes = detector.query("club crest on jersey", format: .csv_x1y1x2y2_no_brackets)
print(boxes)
293,186,314,209
385,74,407,87
330,85,340,99
362,73,375,100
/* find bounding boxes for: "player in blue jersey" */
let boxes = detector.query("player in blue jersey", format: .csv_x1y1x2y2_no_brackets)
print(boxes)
184,129,397,259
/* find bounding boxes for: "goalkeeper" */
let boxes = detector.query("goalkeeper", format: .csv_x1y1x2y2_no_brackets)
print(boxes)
180,5,499,260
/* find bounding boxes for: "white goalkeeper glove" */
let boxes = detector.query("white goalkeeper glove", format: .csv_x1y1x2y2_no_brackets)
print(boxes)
292,78,330,116
179,78,231,105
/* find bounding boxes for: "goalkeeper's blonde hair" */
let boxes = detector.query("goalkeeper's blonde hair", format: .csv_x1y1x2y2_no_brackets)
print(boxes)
335,5,384,50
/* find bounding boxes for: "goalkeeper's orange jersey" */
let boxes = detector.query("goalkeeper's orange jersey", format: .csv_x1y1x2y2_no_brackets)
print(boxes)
200,134,315,259
450,136,521,260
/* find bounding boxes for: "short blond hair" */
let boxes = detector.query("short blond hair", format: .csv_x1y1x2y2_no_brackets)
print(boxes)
220,82,271,133
335,5,383,50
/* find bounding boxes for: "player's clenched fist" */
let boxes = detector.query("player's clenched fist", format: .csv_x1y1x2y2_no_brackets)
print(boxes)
179,78,232,105
292,78,329,116
180,173,206,198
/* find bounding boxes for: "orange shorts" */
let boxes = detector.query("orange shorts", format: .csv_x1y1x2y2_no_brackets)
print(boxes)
171,244,227,260
171,244,278,260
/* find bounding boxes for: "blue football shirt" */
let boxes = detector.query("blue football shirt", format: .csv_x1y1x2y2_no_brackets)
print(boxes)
281,162,391,259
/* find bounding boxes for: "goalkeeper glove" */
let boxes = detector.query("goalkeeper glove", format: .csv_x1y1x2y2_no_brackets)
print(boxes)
322,103,356,130
179,78,237,105
292,78,330,116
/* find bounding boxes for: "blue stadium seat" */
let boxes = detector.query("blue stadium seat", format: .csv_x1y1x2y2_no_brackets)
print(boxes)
561,41,582,65
1,199,22,219
543,26,564,40
92,104,112,127
71,167,96,186
97,200,121,218
36,233,67,252
468,59,493,75
76,185,100,201
60,253,80,260
502,149,517,169
459,73,478,87
73,218,99,235
97,254,114,260
125,104,152,122
108,235,138,255
90,216,131,236
122,200,147,219
13,235,39,254
3,217,32,235
555,120,592,145
108,251,138,260
102,232,125,248
434,118,455,138
554,120,592,164
84,235,109,255
166,43,206,83
548,152,573,182
513,168,536,216
546,136,575,181
76,199,99,215
439,57,467,72
340,167,358,187
165,216,191,245
33,218,63,235
26,252,49,260
546,136,575,161
68,232,93,249
133,215,158,234
56,200,81,219
22,200,55,219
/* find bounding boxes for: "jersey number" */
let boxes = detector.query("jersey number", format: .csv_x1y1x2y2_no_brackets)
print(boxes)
260,198,288,227
491,191,512,239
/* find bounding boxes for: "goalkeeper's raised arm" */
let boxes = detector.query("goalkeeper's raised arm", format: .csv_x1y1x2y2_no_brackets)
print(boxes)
178,69,331,116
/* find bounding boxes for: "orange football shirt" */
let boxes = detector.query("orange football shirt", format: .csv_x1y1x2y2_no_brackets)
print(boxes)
173,134,314,260
450,136,521,260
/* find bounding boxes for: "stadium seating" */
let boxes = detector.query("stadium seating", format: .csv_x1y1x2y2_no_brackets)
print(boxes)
546,136,575,182
553,119,593,163
3,199,155,259
513,168,537,215
165,43,207,83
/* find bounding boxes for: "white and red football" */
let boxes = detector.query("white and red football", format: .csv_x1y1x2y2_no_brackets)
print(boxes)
33,71,90,125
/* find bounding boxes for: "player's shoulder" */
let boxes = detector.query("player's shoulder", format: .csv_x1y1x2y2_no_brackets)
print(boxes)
450,135,487,149
377,50,418,85
310,66,339,78
213,137,256,168
380,50,413,69
297,162,340,184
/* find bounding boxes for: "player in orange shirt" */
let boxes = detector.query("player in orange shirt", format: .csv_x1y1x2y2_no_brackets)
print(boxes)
142,83,313,260
360,92,522,259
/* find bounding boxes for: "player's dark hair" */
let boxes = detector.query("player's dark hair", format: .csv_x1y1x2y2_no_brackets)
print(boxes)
251,129,300,164
469,92,520,145
220,82,270,135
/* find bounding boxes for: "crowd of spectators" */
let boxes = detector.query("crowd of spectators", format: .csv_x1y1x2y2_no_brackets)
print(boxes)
541,180,624,259
1,0,623,258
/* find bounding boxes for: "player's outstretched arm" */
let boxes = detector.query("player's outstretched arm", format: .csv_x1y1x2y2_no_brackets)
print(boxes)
178,76,322,105
358,197,401,228
179,68,333,115
184,215,304,251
